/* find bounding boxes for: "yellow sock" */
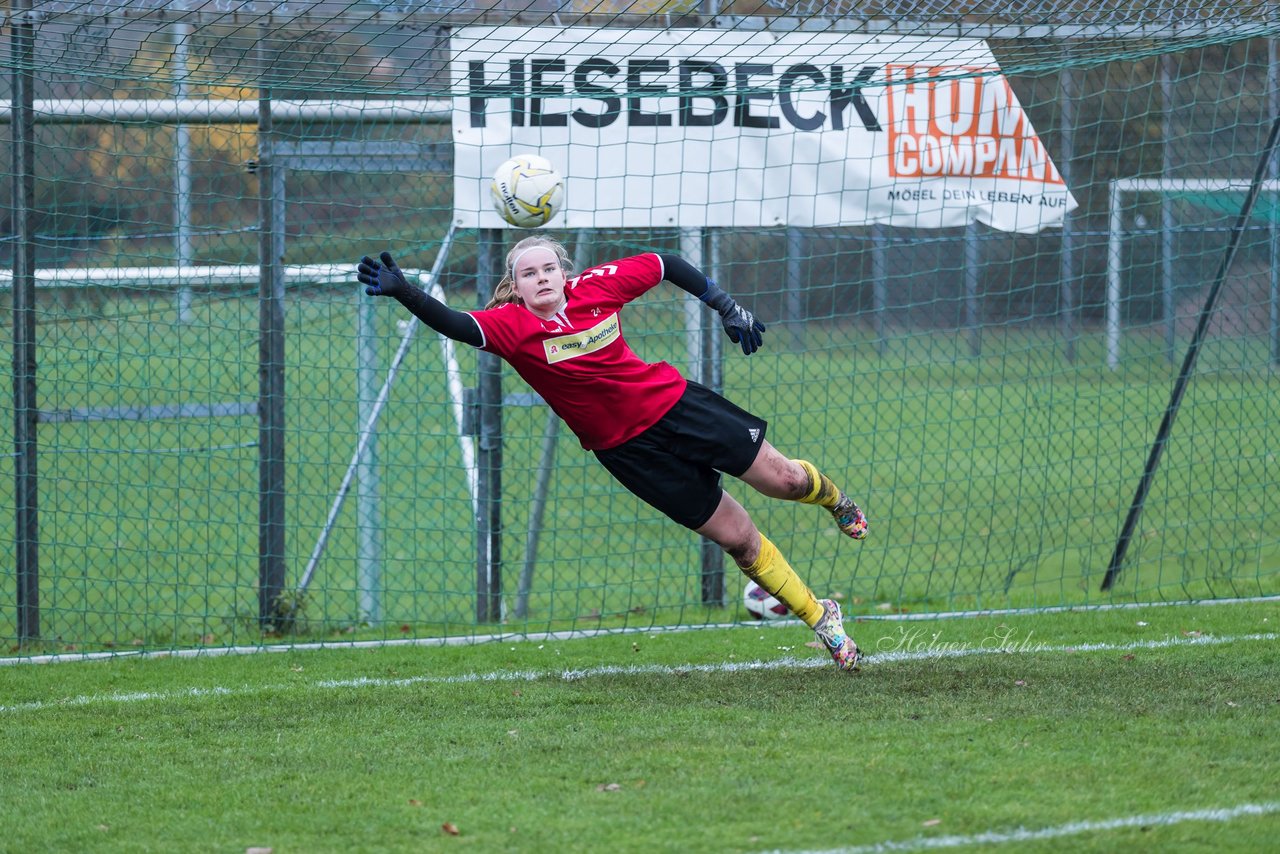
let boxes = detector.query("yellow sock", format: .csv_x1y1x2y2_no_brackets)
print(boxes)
743,534,823,628
794,459,841,510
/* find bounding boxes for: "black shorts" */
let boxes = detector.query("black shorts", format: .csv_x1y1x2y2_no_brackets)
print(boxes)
593,381,767,530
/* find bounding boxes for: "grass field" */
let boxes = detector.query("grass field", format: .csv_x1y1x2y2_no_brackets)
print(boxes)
3,600,1278,852
2,282,1279,651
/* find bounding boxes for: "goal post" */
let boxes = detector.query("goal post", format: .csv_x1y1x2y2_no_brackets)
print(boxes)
1106,176,1280,370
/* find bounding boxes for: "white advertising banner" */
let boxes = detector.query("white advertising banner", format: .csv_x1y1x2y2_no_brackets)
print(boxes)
452,27,1077,233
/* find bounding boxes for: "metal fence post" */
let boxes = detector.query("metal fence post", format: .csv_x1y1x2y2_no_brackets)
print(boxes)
682,227,724,606
475,229,504,623
11,0,40,643
964,221,982,357
785,226,805,349
356,291,382,623
703,228,725,606
1059,58,1078,364
173,18,195,324
257,33,287,628
871,223,888,357
1270,38,1279,366
1161,53,1177,364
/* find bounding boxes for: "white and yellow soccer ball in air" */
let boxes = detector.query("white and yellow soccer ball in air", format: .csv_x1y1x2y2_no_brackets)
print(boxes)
490,153,564,228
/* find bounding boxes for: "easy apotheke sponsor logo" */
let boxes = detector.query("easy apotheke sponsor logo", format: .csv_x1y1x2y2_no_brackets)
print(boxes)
543,313,621,364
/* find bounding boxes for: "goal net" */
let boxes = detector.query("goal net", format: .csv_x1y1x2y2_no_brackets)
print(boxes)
2,1,1278,654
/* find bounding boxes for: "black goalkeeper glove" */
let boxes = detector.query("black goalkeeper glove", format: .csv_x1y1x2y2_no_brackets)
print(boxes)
357,251,410,299
700,281,766,356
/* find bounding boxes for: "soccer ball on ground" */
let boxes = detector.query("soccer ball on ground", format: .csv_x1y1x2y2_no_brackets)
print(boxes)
743,580,789,621
490,153,564,228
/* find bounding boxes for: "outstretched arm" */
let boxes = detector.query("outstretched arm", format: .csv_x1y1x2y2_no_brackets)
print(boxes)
658,253,766,355
357,252,483,347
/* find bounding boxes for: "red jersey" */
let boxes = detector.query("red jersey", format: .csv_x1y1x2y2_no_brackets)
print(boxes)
468,253,687,450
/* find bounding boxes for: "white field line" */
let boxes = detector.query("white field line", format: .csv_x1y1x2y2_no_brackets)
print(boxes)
777,801,1280,854
4,594,1278,667
1,631,1274,715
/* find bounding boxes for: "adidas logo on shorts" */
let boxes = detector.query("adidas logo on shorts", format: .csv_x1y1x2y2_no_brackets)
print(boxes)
748,428,761,442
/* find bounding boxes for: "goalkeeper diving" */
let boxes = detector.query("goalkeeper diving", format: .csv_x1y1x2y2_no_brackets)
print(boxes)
356,237,870,671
